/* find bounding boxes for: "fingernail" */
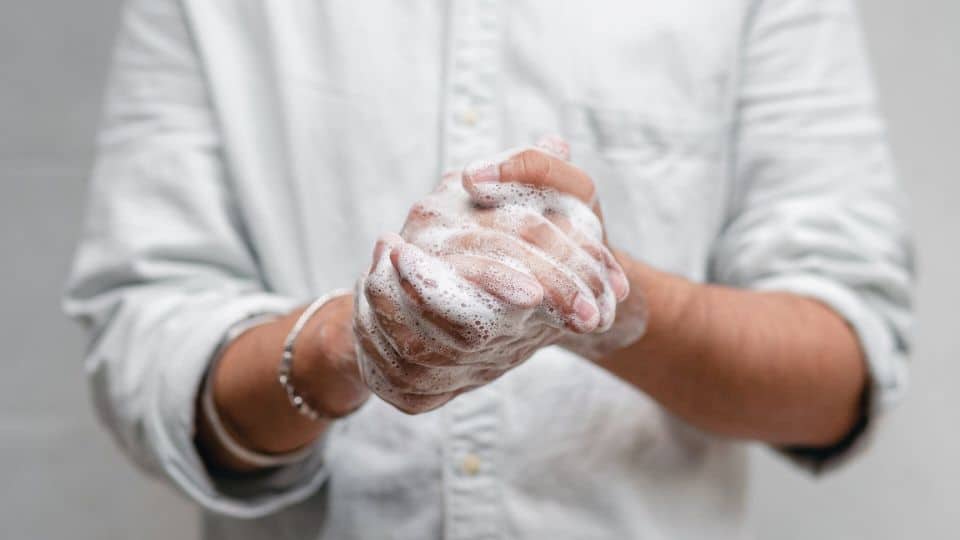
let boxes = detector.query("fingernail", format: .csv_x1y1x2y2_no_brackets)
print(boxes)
600,249,629,301
573,293,599,327
371,234,403,273
535,134,570,160
610,269,630,302
370,241,386,269
389,247,402,271
383,232,404,244
464,160,500,183
369,239,393,274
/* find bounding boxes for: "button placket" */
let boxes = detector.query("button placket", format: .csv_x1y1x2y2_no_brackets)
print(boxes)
440,0,501,172
444,386,502,540
440,2,504,537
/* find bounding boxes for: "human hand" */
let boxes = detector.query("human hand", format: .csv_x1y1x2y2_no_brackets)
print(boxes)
459,137,648,361
354,138,632,413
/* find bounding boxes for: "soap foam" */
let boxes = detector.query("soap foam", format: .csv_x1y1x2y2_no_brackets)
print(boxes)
356,147,630,408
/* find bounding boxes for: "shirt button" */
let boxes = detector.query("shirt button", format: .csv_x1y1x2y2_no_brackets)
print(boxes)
461,453,482,476
460,108,479,126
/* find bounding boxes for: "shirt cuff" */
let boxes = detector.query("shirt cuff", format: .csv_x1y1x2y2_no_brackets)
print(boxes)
141,293,332,518
749,273,909,474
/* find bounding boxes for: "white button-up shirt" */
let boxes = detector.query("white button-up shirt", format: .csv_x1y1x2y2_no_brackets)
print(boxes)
64,1,913,538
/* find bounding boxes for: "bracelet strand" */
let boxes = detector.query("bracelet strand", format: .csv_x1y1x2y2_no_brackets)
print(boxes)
278,289,352,421
201,312,319,468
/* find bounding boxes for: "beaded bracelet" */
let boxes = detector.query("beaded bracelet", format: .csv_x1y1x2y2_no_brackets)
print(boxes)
277,289,351,421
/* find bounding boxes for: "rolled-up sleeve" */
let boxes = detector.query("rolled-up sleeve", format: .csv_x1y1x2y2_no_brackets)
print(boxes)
711,0,915,471
62,0,327,516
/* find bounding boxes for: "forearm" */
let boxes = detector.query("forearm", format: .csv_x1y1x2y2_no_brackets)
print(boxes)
196,295,369,472
599,254,867,447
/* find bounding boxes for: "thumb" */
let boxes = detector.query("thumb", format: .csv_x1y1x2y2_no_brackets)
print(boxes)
462,147,596,206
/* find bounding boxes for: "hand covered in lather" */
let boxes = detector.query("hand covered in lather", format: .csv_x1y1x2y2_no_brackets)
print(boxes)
354,137,645,413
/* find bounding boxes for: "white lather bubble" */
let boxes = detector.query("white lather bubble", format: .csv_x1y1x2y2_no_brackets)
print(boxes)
356,144,634,412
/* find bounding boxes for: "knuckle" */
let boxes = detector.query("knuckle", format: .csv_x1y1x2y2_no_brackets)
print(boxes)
397,406,423,415
363,278,390,307
412,349,458,367
477,368,503,384
543,208,574,234
371,303,403,338
542,277,579,309
582,175,597,201
407,200,441,223
382,324,420,360
377,363,418,392
518,149,550,182
394,393,445,415
581,268,605,298
391,398,425,415
520,217,565,254
578,242,607,266
357,330,386,362
440,326,485,352
393,331,426,358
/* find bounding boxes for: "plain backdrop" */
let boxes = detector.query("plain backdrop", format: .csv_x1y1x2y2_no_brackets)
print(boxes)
1,2,956,539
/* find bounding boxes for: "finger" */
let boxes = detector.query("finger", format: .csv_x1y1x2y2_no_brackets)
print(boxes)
440,229,600,333
362,240,463,366
535,134,571,161
592,244,630,303
402,200,441,232
514,213,606,295
462,148,596,205
513,213,617,331
356,290,469,396
363,343,459,395
439,169,459,188
366,286,462,367
513,212,618,331
390,242,503,350
539,212,627,332
361,320,509,398
545,212,630,303
368,232,404,274
469,207,614,324
442,253,544,309
362,357,458,414
354,292,405,397
357,249,462,366
400,194,465,243
389,391,458,415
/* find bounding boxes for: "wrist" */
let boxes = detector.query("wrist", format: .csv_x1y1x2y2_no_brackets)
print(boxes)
211,295,369,456
293,293,370,417
630,261,701,345
601,251,703,361
592,256,700,390
211,311,322,456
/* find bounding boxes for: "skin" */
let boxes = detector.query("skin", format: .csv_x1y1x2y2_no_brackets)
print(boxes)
196,295,367,471
197,150,866,471
353,153,628,413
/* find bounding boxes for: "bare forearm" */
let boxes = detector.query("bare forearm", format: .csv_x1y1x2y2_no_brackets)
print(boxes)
196,295,369,472
599,255,867,447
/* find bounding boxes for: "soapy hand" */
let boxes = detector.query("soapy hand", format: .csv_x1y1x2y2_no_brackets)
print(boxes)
354,137,644,414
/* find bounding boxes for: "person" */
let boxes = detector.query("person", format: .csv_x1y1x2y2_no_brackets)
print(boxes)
63,1,914,538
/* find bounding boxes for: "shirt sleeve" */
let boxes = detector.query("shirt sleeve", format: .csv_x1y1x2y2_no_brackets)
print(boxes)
711,0,915,472
62,0,328,517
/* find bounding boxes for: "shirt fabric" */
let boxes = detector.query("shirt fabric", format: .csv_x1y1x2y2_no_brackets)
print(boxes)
63,0,914,539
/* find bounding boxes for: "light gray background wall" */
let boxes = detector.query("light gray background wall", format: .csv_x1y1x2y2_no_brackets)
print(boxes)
0,1,955,539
